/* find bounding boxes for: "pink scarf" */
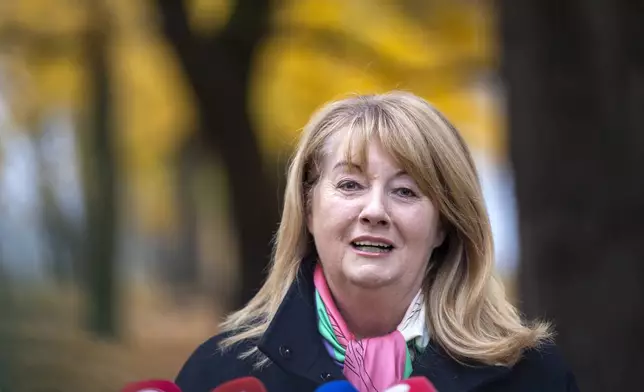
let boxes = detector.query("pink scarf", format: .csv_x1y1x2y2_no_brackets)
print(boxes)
314,265,427,392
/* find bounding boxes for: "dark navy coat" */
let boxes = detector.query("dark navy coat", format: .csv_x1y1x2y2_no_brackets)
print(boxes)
176,261,579,392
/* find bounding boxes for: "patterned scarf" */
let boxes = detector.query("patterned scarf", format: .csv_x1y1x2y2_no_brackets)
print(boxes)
313,264,429,392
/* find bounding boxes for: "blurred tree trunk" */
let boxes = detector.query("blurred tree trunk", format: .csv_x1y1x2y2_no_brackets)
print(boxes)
41,191,69,284
81,19,119,338
501,1,644,391
0,256,10,311
35,122,83,286
166,135,200,298
157,0,278,309
36,141,72,285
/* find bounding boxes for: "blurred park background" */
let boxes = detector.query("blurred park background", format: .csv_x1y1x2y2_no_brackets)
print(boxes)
0,1,641,391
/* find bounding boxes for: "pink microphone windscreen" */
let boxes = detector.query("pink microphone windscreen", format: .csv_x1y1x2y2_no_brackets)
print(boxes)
121,379,182,392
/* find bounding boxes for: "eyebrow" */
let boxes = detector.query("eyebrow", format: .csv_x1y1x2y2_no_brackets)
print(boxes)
332,160,408,178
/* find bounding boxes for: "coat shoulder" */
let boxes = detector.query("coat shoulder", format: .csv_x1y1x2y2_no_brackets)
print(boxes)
485,342,579,392
175,332,257,392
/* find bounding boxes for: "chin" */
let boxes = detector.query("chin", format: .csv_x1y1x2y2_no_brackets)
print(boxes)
344,263,396,289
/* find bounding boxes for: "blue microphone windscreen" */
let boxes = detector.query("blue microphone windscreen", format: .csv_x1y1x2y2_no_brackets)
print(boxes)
315,380,358,392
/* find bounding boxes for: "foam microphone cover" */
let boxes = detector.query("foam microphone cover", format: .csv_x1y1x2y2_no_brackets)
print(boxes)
121,379,182,392
383,377,438,392
314,380,359,392
211,376,268,392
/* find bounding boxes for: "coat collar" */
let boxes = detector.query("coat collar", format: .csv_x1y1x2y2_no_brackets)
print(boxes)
258,259,344,384
257,259,511,391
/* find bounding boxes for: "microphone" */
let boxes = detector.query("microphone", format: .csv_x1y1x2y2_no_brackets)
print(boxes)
121,379,182,392
211,376,268,392
383,377,438,392
314,380,358,392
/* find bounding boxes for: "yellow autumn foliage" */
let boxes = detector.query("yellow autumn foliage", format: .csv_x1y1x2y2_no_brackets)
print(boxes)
0,0,503,233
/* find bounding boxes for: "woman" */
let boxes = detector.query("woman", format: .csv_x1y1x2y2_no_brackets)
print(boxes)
176,92,579,392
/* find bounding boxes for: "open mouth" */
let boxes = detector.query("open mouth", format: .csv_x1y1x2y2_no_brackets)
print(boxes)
351,241,394,253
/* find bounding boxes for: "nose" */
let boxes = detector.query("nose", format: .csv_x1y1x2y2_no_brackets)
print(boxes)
358,190,390,227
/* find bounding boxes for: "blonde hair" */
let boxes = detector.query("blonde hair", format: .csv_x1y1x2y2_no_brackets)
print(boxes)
219,91,551,367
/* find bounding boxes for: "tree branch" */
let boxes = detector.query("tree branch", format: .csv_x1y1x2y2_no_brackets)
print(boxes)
156,0,273,104
155,0,207,85
156,0,193,47
220,0,271,56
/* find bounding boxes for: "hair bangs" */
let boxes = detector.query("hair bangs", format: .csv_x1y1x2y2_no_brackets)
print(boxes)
329,105,432,195
335,102,437,199
377,111,437,196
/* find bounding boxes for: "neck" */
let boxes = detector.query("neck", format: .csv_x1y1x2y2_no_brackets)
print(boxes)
330,283,420,339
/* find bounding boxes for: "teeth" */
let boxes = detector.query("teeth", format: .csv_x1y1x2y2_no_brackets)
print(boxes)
354,245,391,253
353,241,392,248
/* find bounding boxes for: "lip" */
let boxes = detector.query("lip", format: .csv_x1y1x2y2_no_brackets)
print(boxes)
350,235,395,248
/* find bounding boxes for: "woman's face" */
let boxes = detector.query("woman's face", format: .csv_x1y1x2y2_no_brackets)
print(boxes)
307,137,445,293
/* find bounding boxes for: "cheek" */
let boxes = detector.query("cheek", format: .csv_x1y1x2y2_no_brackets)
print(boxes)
311,190,357,240
400,206,441,247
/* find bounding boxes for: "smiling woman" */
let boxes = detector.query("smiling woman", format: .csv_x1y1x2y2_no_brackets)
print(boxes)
175,92,579,392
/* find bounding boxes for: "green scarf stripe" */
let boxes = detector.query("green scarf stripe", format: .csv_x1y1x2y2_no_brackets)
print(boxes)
315,289,414,378
404,350,413,378
315,290,346,362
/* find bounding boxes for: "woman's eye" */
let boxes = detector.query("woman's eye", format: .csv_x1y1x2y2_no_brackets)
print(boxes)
395,187,417,198
337,180,363,191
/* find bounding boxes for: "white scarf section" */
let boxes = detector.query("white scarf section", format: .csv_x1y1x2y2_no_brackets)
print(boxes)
397,290,429,351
